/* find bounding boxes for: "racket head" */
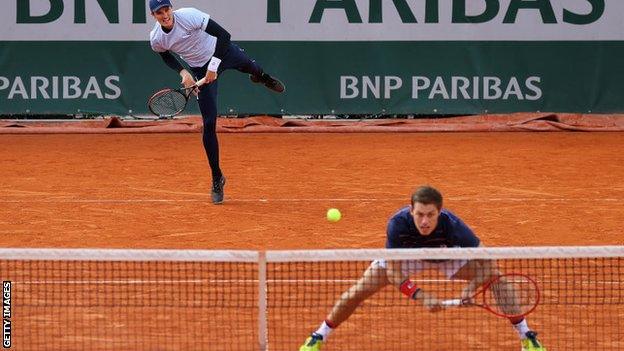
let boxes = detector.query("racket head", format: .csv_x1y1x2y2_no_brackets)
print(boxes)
147,88,189,118
480,273,540,319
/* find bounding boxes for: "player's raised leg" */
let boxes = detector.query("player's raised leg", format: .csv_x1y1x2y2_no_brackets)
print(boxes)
249,71,285,93
219,43,285,93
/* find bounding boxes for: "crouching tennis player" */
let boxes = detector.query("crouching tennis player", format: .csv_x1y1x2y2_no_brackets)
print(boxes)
300,185,547,351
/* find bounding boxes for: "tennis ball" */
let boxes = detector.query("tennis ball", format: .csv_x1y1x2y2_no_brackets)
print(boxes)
326,208,341,222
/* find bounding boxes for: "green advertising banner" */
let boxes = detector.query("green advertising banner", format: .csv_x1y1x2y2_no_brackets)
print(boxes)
1,0,623,116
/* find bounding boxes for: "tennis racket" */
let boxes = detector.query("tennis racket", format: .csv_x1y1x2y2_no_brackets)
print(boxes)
145,78,206,119
441,273,540,319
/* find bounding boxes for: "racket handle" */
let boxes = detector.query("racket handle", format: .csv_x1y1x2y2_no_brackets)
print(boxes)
195,77,207,86
441,299,463,307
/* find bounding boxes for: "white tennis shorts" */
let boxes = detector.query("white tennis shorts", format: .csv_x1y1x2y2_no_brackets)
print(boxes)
372,259,468,279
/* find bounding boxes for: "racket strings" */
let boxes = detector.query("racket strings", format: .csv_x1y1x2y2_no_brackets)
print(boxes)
149,90,187,117
485,276,538,316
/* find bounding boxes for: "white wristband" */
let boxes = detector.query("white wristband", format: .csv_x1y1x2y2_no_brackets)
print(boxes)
207,57,222,72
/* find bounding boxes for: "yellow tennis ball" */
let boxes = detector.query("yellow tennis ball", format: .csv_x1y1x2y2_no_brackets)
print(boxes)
326,208,341,222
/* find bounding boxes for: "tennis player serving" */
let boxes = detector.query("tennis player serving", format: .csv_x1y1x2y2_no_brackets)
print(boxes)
300,185,547,351
148,0,285,204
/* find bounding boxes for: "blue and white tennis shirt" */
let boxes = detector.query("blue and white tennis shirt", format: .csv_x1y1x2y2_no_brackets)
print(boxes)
149,8,216,68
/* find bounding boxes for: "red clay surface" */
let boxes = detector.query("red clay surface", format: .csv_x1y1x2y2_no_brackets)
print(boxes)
1,132,623,350
0,132,622,250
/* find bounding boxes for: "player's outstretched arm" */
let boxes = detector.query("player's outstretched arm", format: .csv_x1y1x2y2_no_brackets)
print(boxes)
388,260,443,313
413,289,443,313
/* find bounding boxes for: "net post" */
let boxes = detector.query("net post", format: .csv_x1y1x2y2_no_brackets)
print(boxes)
258,250,268,351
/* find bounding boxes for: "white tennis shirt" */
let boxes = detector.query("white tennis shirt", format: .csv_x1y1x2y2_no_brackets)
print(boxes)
149,7,217,68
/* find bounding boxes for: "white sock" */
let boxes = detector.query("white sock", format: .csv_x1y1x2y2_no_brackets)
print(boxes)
513,319,530,339
314,321,334,340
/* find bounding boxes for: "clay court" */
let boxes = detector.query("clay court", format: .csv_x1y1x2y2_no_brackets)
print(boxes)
3,0,624,348
1,129,622,249
1,123,623,350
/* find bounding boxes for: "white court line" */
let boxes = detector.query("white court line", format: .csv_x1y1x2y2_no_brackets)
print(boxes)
0,197,622,203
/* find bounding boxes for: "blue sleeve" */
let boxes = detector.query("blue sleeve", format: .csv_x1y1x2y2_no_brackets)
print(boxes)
205,19,231,59
385,219,402,248
158,51,184,73
451,217,480,247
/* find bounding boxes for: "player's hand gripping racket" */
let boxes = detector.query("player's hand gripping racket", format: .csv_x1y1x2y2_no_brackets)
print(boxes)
441,273,540,319
146,78,206,119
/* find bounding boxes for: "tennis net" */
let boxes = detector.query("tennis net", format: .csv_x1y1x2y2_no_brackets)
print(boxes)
1,246,622,350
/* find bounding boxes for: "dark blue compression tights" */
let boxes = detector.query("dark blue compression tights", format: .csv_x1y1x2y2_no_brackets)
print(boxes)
191,43,263,181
